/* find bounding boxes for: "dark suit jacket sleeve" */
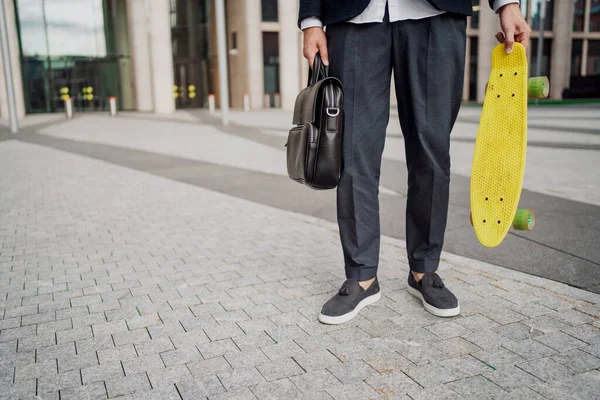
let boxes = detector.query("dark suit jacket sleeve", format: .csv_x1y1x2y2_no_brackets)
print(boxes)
298,0,322,27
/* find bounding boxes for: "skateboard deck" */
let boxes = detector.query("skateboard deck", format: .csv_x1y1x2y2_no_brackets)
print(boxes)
471,43,529,248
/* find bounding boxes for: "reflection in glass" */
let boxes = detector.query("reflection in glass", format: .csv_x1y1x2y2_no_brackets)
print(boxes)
573,0,585,31
571,39,583,76
590,0,600,32
16,0,106,57
15,0,131,114
529,38,552,77
587,40,600,75
262,0,278,22
531,0,553,31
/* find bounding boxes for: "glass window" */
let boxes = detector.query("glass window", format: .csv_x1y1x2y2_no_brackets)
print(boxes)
571,39,583,76
531,0,553,31
521,0,528,17
469,37,478,101
263,32,280,107
261,0,278,22
529,38,552,77
587,40,600,75
471,0,479,29
16,0,107,57
590,0,600,32
573,0,585,31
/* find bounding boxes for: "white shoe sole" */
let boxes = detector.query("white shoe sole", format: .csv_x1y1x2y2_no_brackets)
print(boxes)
318,292,382,325
407,286,460,317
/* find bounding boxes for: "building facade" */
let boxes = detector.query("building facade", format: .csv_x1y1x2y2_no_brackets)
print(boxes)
0,0,599,120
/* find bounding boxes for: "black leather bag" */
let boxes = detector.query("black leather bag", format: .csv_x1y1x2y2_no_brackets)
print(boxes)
286,53,344,190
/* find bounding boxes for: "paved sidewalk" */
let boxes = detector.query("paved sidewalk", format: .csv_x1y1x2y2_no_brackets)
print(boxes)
2,139,600,399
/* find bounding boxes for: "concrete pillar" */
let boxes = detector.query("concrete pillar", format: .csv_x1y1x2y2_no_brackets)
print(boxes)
549,1,573,99
126,0,153,111
0,0,25,119
115,0,134,110
278,0,301,110
477,5,501,103
245,0,264,109
148,0,175,114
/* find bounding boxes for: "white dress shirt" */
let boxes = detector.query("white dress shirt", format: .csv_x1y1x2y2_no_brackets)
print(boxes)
300,0,519,30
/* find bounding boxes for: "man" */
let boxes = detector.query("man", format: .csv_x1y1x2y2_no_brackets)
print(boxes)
299,0,531,324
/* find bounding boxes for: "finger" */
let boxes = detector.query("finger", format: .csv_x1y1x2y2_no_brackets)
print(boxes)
319,41,329,67
308,50,316,69
518,28,531,50
495,32,505,44
503,28,515,54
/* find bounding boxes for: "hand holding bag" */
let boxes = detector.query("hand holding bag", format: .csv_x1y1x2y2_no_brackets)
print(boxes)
286,53,344,190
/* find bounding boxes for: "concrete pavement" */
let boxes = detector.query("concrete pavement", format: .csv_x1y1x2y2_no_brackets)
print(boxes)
0,106,599,399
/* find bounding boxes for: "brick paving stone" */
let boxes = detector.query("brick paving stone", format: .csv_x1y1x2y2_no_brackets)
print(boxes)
529,370,600,400
502,338,557,360
15,359,57,381
147,364,193,388
482,364,543,391
131,385,181,400
325,381,383,400
327,360,379,385
534,331,589,352
209,387,257,400
363,351,414,374
197,338,240,359
404,363,459,388
249,378,303,399
438,355,492,379
550,348,600,373
406,385,464,400
431,337,482,357
517,358,576,382
255,357,304,381
445,375,508,399
471,348,526,368
106,373,151,398
60,381,108,400
561,324,600,345
261,340,306,361
187,356,233,378
218,367,266,391
176,378,210,399
81,360,124,384
364,372,420,398
3,140,600,400
122,354,165,376
134,337,174,357
160,345,204,367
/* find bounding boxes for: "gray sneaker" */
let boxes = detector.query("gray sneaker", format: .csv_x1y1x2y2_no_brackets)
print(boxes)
318,278,381,325
407,272,460,317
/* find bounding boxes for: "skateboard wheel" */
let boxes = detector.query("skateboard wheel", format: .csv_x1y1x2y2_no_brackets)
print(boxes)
513,209,535,231
528,77,550,99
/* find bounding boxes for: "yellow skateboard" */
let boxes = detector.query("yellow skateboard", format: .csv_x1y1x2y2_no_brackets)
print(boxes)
470,43,549,247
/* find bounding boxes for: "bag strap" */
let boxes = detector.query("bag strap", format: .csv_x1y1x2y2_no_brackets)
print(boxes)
307,52,327,87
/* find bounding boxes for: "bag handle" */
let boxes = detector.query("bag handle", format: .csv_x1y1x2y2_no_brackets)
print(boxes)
307,52,327,87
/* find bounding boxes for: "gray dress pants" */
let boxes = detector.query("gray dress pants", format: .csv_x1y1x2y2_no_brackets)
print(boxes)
326,11,467,280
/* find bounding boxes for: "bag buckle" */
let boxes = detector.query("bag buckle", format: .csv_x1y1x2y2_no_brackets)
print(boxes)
326,108,339,117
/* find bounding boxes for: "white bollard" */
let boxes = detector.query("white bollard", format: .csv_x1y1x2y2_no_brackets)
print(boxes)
264,93,271,108
108,96,117,117
274,93,281,108
243,94,250,112
208,94,216,113
65,98,73,119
